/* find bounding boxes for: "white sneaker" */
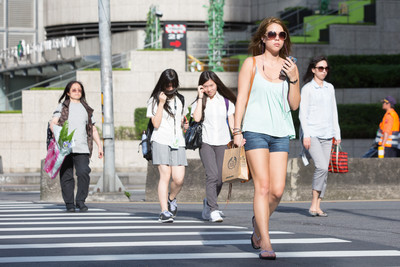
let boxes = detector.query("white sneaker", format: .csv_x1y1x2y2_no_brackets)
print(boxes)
218,210,224,217
202,198,211,220
210,210,223,222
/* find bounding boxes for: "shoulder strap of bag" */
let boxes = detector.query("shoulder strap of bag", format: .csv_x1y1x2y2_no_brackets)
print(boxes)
245,57,256,110
242,57,256,124
224,97,229,117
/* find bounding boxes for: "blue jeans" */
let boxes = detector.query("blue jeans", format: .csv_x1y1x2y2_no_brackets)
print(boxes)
243,131,289,152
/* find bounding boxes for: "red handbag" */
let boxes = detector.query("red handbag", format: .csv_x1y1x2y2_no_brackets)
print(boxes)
328,144,348,173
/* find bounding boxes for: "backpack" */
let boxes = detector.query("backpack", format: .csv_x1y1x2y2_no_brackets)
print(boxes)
140,119,154,161
139,93,185,161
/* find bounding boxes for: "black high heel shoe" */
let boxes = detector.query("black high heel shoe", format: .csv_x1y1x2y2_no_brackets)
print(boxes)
251,216,261,249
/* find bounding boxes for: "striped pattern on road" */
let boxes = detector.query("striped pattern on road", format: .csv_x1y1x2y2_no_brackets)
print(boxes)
1,251,400,263
0,238,350,250
0,201,399,265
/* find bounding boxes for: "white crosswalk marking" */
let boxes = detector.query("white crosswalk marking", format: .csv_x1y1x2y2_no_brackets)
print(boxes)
0,201,399,265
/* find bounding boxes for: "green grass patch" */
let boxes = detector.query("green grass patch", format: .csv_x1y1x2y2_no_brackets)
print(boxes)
83,68,130,71
30,87,63,90
0,110,22,113
138,48,174,51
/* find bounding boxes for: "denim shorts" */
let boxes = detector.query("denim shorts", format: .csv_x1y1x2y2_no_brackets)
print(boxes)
243,131,290,152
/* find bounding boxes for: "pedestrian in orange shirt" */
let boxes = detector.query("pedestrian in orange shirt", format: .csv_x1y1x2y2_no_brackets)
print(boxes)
375,96,399,157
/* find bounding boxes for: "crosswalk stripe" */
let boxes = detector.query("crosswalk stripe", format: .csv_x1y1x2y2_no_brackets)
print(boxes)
0,212,132,217
0,209,105,212
0,220,204,225
0,231,294,240
1,250,399,263
0,238,350,249
0,216,156,221
0,225,247,231
0,202,33,204
0,204,55,208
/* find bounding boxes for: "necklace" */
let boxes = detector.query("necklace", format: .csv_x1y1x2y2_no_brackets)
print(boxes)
262,60,280,80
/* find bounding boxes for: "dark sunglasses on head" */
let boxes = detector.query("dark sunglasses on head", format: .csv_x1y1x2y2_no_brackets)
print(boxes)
315,66,329,72
265,31,287,41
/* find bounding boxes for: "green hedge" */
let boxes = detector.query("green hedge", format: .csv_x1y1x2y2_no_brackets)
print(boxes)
327,54,400,88
291,104,400,139
134,108,148,138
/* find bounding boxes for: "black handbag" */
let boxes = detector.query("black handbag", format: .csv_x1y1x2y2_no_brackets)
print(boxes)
185,117,202,150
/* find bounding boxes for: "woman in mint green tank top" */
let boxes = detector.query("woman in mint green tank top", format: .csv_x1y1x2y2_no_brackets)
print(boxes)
233,17,300,260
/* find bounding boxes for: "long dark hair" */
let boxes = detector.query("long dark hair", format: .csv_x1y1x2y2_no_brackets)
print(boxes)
196,71,236,119
249,17,291,58
58,81,86,103
150,69,181,117
303,56,329,84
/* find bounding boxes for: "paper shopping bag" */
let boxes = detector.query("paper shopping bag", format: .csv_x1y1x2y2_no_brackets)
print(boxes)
222,146,250,183
328,144,349,173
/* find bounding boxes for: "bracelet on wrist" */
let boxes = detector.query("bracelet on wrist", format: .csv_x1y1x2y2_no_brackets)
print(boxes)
289,79,298,84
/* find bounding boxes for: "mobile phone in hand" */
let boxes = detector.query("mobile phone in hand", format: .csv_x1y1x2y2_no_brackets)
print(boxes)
280,56,297,78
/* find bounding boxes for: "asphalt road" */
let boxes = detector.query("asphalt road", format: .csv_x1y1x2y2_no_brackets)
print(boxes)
0,191,399,266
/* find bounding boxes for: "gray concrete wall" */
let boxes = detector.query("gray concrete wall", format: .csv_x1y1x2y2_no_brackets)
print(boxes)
146,158,400,202
78,30,146,57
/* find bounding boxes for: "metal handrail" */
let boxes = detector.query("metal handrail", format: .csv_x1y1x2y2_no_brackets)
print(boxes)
2,52,129,109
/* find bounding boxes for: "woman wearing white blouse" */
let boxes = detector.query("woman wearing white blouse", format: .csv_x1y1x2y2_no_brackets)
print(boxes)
191,71,236,222
299,56,341,217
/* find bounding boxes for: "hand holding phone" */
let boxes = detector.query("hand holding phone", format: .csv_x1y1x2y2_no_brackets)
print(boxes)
280,56,297,78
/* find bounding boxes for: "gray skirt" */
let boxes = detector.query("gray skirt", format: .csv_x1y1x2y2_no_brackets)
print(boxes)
152,142,187,166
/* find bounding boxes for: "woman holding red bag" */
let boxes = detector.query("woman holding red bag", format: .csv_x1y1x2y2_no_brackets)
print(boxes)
299,56,341,217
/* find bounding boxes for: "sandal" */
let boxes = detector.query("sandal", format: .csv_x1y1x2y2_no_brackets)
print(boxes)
251,216,261,249
316,210,328,217
259,250,276,260
308,209,317,217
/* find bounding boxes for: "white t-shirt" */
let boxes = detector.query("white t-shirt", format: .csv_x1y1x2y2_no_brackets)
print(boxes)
191,92,235,146
146,96,188,147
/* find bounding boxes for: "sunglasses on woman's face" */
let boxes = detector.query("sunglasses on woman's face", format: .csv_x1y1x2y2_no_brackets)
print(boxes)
265,31,287,41
315,66,329,72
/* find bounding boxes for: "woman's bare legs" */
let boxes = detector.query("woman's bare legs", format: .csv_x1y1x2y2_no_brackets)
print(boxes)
170,165,185,200
247,149,273,252
268,152,288,215
310,189,321,212
158,165,172,212
248,150,288,252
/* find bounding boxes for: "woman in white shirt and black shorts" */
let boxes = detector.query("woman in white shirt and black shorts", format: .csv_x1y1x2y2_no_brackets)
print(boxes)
191,71,236,222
